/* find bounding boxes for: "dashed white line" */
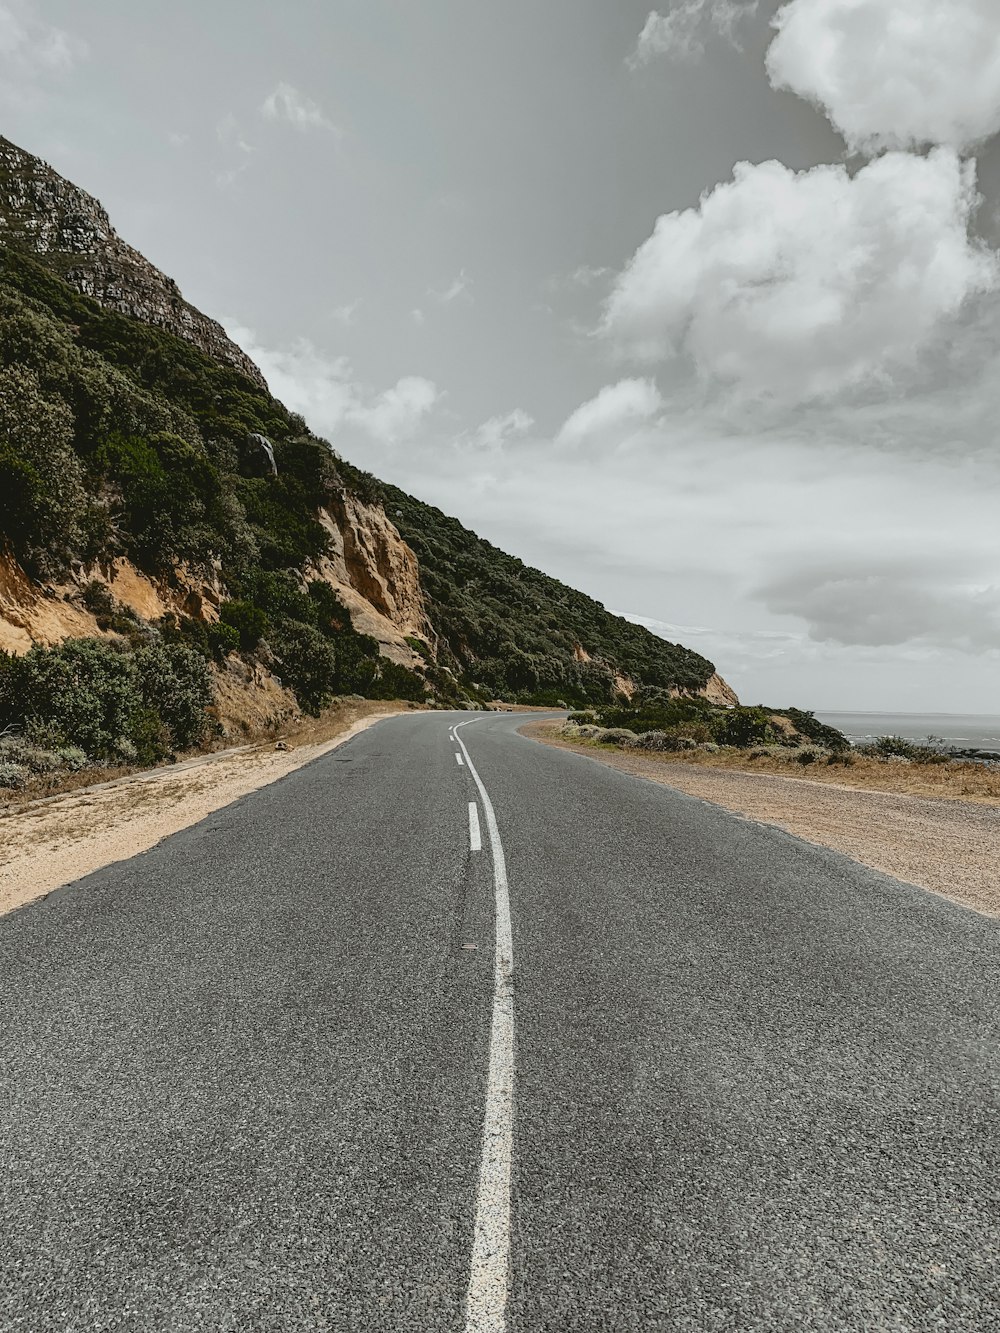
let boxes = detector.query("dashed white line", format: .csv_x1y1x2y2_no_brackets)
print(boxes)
454,718,515,1333
456,752,465,766
468,801,482,851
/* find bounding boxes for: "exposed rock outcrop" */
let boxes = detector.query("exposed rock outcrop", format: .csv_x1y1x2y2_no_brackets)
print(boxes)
0,552,220,655
0,137,267,389
695,672,740,708
612,668,739,706
310,498,434,667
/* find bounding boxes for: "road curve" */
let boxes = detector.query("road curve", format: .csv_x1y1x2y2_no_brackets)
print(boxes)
0,710,997,1331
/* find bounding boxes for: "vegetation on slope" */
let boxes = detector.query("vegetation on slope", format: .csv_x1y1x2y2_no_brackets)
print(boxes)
0,242,716,757
340,465,715,705
563,692,851,756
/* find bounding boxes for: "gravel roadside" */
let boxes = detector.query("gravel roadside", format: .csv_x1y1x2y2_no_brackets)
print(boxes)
527,725,1000,918
0,702,408,918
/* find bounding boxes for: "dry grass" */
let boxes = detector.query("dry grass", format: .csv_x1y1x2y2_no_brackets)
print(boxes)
528,724,1000,807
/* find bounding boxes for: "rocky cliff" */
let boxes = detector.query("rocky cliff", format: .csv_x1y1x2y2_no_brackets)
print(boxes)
0,137,266,388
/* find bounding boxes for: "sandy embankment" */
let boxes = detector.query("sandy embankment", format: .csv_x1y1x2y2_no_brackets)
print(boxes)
0,702,407,918
528,725,1000,918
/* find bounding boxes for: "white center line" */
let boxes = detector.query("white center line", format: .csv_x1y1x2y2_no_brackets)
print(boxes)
456,752,465,766
454,718,515,1333
468,801,482,851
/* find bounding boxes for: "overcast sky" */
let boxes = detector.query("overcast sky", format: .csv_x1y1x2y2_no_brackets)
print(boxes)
4,0,1000,711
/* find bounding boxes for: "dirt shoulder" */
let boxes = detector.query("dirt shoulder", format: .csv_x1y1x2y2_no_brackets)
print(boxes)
525,724,1000,918
0,700,410,918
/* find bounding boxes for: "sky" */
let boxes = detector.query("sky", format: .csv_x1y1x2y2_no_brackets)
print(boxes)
3,0,1000,711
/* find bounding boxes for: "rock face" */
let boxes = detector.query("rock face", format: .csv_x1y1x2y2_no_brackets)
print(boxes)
0,553,223,656
615,669,740,707
310,498,434,667
0,137,267,389
698,672,740,708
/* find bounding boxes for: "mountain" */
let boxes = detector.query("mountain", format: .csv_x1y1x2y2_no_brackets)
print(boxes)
0,134,733,755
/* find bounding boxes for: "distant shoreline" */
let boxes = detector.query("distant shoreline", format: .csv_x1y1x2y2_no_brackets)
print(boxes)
816,710,1000,757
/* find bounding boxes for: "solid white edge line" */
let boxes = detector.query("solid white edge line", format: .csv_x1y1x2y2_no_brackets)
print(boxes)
454,718,514,1333
468,801,482,852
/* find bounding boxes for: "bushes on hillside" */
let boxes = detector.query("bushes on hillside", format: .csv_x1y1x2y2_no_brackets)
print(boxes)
350,472,718,704
0,637,213,763
0,365,87,573
219,600,268,651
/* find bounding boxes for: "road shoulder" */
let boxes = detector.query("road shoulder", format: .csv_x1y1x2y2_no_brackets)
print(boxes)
0,702,408,917
524,723,1000,918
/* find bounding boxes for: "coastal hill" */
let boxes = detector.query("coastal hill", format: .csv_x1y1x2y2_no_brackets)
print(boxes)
0,134,734,758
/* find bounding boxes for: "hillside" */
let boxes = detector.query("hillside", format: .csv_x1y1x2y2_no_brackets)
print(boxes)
0,135,728,772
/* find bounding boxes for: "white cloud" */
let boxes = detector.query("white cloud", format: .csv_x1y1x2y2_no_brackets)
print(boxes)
628,2,758,68
767,0,1000,154
411,308,426,326
351,377,440,444
468,409,534,450
556,378,663,445
224,324,440,445
261,82,339,134
429,268,472,304
601,150,997,401
0,1,86,77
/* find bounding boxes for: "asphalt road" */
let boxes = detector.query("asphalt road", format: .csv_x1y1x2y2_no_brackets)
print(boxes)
1,710,998,1331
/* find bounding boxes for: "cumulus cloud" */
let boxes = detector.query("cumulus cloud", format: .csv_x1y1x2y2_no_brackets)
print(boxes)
628,2,758,67
224,324,439,445
556,378,663,446
466,409,535,451
759,562,1000,652
0,1,86,77
351,377,440,444
767,0,1000,154
601,150,997,400
261,82,340,134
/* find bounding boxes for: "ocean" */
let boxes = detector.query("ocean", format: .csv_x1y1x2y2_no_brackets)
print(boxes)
814,711,1000,754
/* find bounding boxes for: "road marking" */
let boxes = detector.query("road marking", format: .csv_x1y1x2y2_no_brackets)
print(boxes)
454,718,514,1333
456,752,465,766
468,801,482,851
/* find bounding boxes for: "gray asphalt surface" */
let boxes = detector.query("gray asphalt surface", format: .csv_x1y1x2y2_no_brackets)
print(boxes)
1,710,998,1331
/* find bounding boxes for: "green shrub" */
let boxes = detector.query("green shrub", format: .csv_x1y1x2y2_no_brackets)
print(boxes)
270,620,337,715
785,708,850,752
80,580,117,617
0,760,27,788
0,736,64,773
95,431,226,569
713,706,776,748
367,660,427,702
0,636,212,761
0,366,86,573
599,727,640,747
133,642,213,750
156,612,212,659
207,622,240,660
219,599,269,651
